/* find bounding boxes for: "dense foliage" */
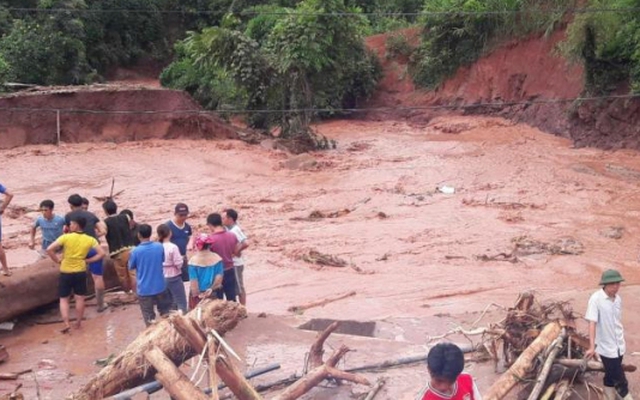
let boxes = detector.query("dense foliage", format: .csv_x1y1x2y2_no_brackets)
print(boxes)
409,0,572,89
162,0,381,146
561,0,640,93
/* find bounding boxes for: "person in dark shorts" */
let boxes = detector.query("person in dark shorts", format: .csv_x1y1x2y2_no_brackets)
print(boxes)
206,213,238,302
29,199,65,257
47,215,105,332
222,208,249,306
65,194,107,311
128,224,172,327
167,203,192,282
102,200,136,295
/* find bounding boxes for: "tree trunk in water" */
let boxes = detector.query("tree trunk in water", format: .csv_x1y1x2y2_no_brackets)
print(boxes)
484,321,562,400
72,300,246,400
144,346,209,400
0,249,120,322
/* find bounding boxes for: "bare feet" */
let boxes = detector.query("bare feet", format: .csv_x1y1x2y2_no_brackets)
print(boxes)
73,321,82,330
1,269,11,277
59,326,70,334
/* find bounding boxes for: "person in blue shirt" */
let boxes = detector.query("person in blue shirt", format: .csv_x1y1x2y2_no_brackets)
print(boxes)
0,182,13,276
167,202,192,282
29,200,66,256
128,223,172,327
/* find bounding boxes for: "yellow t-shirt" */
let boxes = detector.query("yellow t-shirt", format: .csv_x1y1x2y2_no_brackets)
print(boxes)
56,232,99,273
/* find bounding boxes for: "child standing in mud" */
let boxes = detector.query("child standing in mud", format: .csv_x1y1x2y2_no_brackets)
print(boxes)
157,224,188,313
46,215,105,333
416,343,482,400
187,234,223,309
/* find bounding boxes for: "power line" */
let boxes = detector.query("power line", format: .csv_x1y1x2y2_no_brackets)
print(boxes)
3,6,640,16
0,93,638,115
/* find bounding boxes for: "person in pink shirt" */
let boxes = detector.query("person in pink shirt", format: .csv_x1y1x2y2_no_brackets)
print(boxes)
157,224,187,313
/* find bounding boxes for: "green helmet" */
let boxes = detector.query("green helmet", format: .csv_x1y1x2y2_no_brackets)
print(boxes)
599,269,625,285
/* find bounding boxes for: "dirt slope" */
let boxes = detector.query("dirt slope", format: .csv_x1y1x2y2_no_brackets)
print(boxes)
0,85,239,149
366,29,640,150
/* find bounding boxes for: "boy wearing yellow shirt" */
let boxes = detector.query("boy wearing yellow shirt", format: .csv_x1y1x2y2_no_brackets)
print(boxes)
47,215,105,332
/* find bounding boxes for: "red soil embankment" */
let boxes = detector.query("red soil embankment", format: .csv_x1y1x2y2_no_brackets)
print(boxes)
0,85,239,149
366,29,640,150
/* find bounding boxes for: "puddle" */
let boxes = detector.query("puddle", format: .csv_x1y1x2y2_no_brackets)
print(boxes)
298,318,377,338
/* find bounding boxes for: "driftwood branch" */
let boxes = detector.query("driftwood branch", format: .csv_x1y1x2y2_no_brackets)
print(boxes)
364,378,386,400
307,322,340,370
288,291,356,313
554,358,637,372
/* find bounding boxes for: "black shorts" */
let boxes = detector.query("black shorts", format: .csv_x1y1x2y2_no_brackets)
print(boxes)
59,272,88,298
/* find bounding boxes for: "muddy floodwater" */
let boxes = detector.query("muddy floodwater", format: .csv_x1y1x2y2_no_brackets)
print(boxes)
1,116,640,398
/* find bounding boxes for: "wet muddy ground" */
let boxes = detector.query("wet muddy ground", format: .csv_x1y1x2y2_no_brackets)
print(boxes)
1,116,640,398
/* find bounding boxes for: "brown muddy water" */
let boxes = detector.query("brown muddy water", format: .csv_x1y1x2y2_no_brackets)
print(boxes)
1,116,640,398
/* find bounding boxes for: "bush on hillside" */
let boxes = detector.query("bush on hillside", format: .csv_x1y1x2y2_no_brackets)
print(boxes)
409,0,574,89
561,0,640,93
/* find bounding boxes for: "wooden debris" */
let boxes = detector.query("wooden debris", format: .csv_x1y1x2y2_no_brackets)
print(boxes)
0,345,8,364
364,378,386,400
72,300,246,400
288,291,356,313
144,346,209,400
307,322,339,370
291,197,371,221
301,249,347,268
527,328,567,400
475,236,584,264
271,344,369,400
484,321,562,400
554,358,636,372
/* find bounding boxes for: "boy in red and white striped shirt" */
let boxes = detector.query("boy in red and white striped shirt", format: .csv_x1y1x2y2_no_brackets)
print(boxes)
416,343,482,400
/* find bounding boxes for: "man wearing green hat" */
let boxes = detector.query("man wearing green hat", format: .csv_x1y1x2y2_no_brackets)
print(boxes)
585,269,632,400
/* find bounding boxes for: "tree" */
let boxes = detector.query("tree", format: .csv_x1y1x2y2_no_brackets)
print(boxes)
166,0,380,151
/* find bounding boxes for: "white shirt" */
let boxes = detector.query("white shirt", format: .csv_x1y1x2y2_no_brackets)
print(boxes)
585,289,625,358
227,224,247,267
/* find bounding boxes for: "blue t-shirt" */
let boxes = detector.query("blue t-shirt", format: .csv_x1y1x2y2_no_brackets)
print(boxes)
188,261,224,292
0,184,6,194
128,241,166,296
34,215,66,249
167,220,192,256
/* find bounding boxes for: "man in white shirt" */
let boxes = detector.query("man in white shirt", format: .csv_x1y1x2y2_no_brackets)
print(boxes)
585,269,632,400
222,208,249,306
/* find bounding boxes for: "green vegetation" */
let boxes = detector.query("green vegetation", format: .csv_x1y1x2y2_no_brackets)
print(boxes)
561,0,640,93
385,32,414,59
163,0,381,148
409,0,572,89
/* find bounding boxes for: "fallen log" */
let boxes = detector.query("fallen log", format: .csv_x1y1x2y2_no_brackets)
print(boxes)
0,249,120,322
554,358,637,372
484,321,562,400
144,346,209,400
308,321,339,370
288,291,356,313
527,328,567,400
72,300,246,400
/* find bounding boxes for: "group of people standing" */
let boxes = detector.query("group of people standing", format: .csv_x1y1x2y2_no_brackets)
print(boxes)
1,186,249,331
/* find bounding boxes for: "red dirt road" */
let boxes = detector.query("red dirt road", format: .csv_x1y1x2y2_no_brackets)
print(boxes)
1,116,640,398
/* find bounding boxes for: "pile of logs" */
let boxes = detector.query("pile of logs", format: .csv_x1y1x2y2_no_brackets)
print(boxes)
480,292,636,399
71,302,371,400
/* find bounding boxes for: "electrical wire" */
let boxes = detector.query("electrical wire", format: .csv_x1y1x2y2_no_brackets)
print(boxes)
2,6,640,16
0,93,637,115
